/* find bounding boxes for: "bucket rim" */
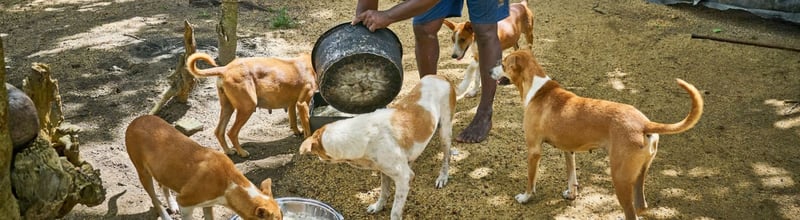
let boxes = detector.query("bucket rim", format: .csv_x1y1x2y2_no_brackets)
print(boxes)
311,21,403,72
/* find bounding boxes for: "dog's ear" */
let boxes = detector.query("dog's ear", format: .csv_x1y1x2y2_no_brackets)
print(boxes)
442,19,455,30
504,53,522,72
299,137,315,154
464,21,472,33
260,178,274,197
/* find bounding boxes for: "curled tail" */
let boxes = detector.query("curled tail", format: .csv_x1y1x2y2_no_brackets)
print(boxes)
186,53,225,77
644,79,704,134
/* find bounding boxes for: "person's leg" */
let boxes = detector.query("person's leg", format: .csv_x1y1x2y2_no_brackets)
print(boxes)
457,0,509,143
456,23,500,143
414,20,444,78
412,0,462,78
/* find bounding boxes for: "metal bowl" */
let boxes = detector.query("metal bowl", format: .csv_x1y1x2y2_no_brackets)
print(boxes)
230,197,343,220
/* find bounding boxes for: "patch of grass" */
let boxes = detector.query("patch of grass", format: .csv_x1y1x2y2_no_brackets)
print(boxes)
270,7,295,29
197,9,211,19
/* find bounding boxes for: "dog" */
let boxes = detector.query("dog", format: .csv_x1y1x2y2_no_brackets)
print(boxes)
494,50,703,220
443,0,534,99
299,75,455,220
187,52,316,157
125,115,282,220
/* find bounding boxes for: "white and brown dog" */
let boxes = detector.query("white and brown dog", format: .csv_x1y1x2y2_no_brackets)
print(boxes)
443,0,534,99
187,52,316,157
125,115,281,220
299,75,456,220
494,50,703,220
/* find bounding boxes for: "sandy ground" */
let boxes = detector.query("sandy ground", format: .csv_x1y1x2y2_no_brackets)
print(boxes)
2,0,799,219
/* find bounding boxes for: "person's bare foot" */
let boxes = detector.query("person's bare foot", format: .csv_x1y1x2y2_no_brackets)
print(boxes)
456,110,492,143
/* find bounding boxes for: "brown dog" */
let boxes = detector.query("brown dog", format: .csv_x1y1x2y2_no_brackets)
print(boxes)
494,50,703,219
187,52,316,157
443,0,534,98
125,115,281,220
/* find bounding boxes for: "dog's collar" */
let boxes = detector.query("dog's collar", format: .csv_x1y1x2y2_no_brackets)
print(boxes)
525,75,551,107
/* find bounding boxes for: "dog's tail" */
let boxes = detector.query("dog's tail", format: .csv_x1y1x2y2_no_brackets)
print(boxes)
186,53,226,77
644,79,704,135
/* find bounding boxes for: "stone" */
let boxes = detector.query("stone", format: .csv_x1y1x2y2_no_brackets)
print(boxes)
6,83,39,150
175,117,204,136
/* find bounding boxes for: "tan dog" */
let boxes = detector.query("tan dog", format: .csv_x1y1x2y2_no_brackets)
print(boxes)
443,0,534,99
494,50,703,220
125,115,281,220
299,75,456,220
187,52,316,157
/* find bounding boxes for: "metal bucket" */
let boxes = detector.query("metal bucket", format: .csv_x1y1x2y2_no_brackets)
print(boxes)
230,197,343,220
311,22,403,114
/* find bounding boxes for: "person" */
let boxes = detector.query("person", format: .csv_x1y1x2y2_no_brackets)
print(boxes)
352,0,508,143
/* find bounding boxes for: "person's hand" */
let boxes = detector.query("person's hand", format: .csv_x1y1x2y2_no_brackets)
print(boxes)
353,10,392,32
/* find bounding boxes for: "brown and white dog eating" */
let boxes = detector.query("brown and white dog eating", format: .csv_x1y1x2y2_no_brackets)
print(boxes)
125,115,281,220
299,75,456,220
443,0,534,99
187,52,316,157
494,50,703,219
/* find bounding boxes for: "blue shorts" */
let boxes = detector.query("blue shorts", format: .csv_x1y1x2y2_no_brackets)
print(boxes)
412,0,510,25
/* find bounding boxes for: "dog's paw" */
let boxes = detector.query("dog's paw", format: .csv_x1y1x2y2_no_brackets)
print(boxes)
224,149,237,155
366,203,384,214
237,149,250,158
464,89,479,98
562,189,578,200
515,193,532,203
435,175,449,188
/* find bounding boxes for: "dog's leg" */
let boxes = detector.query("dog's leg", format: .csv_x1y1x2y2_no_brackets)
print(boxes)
610,147,644,220
161,184,179,214
297,87,313,138
516,138,543,203
435,106,453,188
227,108,254,158
288,103,302,136
140,175,172,220
464,61,481,98
635,134,659,214
202,207,213,220
216,96,236,155
367,173,392,214
524,8,535,49
562,152,580,200
456,61,479,99
390,165,414,220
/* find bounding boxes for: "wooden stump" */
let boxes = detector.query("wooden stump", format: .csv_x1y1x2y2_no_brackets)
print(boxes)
12,62,106,219
150,20,198,115
22,63,62,143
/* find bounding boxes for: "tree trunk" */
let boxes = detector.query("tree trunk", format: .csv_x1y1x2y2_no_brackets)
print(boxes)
0,37,22,220
217,0,239,65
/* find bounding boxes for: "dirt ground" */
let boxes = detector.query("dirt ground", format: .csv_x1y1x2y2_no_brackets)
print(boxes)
2,0,799,219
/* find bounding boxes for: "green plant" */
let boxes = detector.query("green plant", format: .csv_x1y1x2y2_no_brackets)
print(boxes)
198,9,211,19
271,7,294,29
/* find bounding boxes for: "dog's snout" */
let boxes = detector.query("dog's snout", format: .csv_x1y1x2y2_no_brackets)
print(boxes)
451,54,458,59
